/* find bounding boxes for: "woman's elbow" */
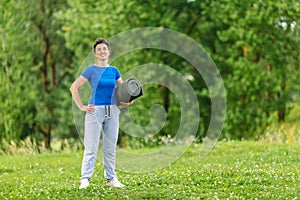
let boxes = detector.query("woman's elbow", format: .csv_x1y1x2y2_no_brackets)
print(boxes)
69,84,76,94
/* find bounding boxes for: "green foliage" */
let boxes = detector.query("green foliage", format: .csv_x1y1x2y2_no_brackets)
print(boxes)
0,0,300,148
0,141,299,199
202,0,300,139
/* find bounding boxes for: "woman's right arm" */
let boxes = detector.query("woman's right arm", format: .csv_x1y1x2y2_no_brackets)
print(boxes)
70,76,94,113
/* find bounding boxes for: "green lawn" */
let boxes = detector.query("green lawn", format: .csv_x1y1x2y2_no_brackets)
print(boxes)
0,141,299,199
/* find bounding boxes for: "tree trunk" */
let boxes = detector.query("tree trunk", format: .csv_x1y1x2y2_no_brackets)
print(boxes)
278,109,285,122
41,123,52,150
277,81,286,122
163,86,170,113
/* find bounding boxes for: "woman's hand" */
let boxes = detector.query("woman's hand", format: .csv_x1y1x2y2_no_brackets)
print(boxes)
80,104,95,114
119,101,134,107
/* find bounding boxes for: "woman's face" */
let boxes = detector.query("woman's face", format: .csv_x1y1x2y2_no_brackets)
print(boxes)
94,43,110,61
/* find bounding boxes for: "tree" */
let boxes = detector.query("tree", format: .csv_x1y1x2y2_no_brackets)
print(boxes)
0,0,74,149
27,0,74,149
0,0,37,145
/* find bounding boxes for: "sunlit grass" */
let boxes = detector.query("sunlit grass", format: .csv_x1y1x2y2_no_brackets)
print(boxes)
261,123,300,144
260,103,300,144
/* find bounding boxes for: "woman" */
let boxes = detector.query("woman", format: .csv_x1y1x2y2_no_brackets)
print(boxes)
70,38,132,189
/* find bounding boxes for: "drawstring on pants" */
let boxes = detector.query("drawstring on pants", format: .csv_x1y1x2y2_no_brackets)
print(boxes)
104,106,111,120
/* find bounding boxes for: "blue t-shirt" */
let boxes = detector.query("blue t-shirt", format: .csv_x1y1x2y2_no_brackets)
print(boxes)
81,65,121,105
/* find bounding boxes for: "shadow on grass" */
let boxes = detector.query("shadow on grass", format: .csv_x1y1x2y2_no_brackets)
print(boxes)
0,168,14,174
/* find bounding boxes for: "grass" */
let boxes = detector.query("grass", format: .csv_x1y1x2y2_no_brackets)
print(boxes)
0,141,299,199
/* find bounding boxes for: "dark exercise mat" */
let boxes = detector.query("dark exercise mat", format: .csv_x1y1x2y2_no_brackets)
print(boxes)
116,78,143,105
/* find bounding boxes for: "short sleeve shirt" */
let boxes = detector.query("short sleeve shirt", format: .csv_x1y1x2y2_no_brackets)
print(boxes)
81,65,121,105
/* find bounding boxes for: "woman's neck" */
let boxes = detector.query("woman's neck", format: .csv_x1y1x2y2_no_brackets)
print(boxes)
95,60,109,67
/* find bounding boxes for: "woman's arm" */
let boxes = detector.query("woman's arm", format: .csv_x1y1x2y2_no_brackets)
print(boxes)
116,77,123,85
70,76,94,113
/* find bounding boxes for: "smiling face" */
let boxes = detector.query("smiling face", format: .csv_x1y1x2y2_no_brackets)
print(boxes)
94,43,110,61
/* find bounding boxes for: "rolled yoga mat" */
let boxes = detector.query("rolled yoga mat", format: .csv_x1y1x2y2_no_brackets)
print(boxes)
116,78,143,105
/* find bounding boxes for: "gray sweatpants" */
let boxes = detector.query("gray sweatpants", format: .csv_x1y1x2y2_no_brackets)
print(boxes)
80,105,120,181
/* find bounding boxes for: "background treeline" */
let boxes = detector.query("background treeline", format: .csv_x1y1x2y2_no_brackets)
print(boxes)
0,0,299,150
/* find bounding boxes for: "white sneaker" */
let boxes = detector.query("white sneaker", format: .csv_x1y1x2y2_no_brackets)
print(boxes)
79,179,89,189
106,178,125,188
